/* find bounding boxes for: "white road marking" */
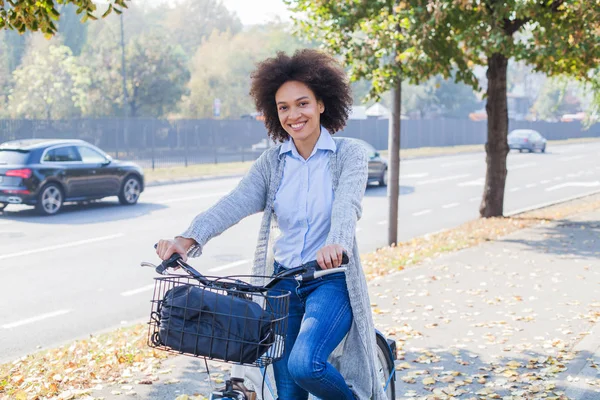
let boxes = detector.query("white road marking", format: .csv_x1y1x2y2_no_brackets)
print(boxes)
402,173,429,179
509,187,521,192
525,183,537,188
559,155,585,162
541,180,551,184
412,209,432,216
458,178,484,187
546,181,600,192
3,309,71,329
418,174,471,185
121,284,155,297
509,162,537,170
208,259,250,272
0,233,125,262
441,160,478,167
442,203,460,209
158,192,229,204
469,197,480,202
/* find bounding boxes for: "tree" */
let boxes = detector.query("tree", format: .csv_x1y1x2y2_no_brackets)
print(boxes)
8,37,87,119
80,24,189,118
162,0,242,57
402,81,438,119
288,0,600,221
286,1,428,245
533,78,581,121
0,32,12,117
181,23,309,119
57,4,88,56
2,29,26,72
434,77,481,119
0,0,128,35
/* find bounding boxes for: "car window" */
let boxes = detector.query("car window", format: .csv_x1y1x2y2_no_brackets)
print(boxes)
356,140,378,158
0,149,30,164
509,131,529,138
43,146,82,162
78,146,107,163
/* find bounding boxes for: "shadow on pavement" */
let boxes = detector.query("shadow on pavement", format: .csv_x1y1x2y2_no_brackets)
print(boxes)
392,347,600,399
501,218,600,259
0,200,168,225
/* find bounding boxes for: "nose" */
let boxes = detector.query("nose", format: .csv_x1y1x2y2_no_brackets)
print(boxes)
289,106,302,121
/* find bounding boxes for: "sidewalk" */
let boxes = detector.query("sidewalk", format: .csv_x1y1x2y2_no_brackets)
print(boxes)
92,208,600,399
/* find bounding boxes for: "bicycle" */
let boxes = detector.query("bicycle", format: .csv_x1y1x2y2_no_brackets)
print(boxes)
141,251,397,400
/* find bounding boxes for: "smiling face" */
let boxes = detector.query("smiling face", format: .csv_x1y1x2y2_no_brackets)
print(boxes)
275,80,324,147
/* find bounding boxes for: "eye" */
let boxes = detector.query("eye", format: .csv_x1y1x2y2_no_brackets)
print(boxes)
299,102,308,107
278,105,288,111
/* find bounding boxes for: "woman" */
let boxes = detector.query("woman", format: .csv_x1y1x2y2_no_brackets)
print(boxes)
156,49,386,400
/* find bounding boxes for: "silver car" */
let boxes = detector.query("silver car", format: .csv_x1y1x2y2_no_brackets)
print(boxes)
508,129,547,153
351,139,388,186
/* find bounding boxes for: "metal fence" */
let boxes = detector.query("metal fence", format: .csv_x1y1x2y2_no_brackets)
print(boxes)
1,118,598,168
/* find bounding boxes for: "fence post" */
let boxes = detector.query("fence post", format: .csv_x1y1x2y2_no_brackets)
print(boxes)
182,123,188,167
116,120,120,159
213,123,218,164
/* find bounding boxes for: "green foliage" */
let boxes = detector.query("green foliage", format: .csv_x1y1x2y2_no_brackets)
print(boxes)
80,26,190,118
181,23,310,118
0,0,129,35
533,78,581,121
8,38,87,119
162,0,243,58
287,0,600,99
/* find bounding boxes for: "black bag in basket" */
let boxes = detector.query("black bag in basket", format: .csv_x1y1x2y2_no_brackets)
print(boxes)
157,285,275,364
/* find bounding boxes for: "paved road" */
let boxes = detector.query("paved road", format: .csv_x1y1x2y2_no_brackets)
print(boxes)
0,142,599,363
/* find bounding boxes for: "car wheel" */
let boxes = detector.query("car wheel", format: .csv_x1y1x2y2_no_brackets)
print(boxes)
542,145,546,153
519,149,525,153
0,202,6,212
379,168,388,187
119,175,142,205
35,183,64,216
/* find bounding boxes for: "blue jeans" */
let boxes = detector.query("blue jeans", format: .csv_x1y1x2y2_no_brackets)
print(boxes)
270,261,355,400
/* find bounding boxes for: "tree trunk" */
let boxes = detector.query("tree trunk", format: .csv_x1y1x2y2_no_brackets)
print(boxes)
388,79,401,245
480,53,509,218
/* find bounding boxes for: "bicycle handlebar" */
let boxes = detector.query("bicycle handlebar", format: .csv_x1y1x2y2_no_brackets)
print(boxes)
147,244,349,293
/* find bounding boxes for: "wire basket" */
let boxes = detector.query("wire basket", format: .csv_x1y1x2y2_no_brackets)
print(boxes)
148,274,290,367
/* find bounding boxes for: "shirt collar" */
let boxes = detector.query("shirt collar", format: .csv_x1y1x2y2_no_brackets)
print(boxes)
278,126,336,160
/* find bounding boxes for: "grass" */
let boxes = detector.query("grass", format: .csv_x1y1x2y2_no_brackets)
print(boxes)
2,192,600,399
143,137,600,185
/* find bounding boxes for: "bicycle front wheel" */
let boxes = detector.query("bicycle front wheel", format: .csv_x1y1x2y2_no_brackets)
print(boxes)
375,334,396,400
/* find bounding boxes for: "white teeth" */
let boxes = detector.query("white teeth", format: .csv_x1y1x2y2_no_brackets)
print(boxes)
291,122,305,129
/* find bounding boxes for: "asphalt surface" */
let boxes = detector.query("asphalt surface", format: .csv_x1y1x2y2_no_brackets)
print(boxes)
0,141,599,363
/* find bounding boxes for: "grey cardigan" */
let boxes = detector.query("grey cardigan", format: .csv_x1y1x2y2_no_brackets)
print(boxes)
180,137,387,400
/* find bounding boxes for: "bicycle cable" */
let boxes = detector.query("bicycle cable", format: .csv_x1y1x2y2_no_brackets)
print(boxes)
261,365,267,400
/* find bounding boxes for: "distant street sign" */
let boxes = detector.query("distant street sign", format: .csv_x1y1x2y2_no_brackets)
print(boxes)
213,98,221,118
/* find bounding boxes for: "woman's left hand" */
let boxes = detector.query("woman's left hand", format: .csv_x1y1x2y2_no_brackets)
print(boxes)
316,244,346,270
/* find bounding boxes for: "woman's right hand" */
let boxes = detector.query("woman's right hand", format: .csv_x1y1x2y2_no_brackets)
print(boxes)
155,237,196,263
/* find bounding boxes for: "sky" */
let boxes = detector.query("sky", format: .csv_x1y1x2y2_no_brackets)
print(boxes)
221,0,292,25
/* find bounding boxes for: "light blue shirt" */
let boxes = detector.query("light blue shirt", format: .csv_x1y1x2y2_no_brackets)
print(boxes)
273,128,336,268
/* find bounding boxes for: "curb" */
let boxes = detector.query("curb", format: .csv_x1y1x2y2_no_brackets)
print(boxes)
505,189,600,217
559,322,600,398
145,173,245,188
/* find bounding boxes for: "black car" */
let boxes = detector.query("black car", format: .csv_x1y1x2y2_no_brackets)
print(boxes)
0,139,144,215
352,139,388,186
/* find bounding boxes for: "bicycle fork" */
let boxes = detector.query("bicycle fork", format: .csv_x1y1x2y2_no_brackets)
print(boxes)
209,365,259,400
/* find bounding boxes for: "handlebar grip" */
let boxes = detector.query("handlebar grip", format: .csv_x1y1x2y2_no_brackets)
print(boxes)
341,252,349,265
154,243,184,274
